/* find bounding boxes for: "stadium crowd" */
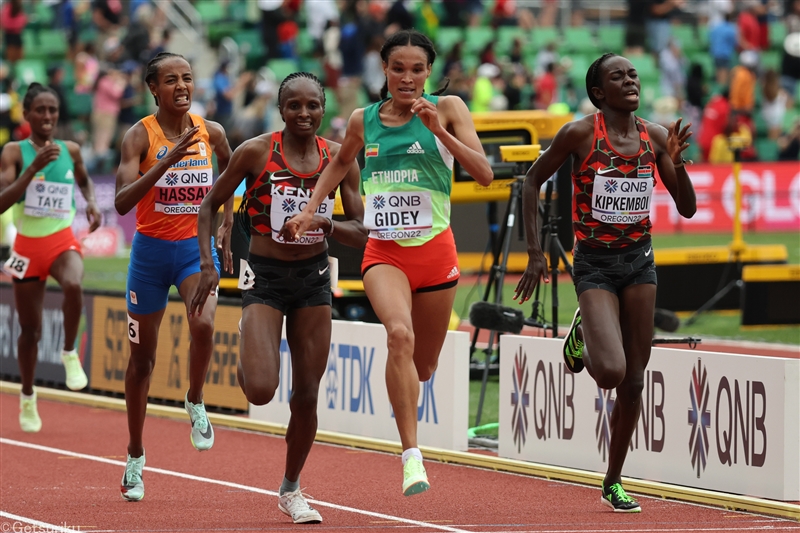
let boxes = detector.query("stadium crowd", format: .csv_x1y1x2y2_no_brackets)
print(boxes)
1,0,799,168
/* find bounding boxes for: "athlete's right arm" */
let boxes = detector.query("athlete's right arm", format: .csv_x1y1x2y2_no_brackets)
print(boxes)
0,142,60,214
114,123,201,215
281,109,366,242
189,139,257,317
514,119,588,304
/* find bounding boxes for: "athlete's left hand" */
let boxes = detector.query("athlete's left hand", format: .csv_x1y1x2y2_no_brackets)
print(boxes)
216,219,233,274
666,118,693,165
411,98,443,135
85,201,102,232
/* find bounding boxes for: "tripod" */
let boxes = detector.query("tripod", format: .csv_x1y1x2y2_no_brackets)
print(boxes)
526,176,574,336
685,142,747,326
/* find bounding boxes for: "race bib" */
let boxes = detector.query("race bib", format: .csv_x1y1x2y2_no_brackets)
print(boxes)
3,250,31,279
153,158,213,215
24,177,73,219
365,191,432,240
238,259,255,290
591,176,653,224
269,190,333,245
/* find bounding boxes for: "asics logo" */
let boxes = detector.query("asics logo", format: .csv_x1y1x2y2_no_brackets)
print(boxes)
407,141,425,154
319,265,329,275
645,247,652,257
446,266,459,279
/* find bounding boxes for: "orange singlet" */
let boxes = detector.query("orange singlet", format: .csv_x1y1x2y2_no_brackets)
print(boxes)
135,113,214,241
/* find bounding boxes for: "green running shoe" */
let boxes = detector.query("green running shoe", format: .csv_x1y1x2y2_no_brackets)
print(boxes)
562,308,584,373
601,483,641,512
402,457,430,496
19,392,42,433
120,452,145,502
62,351,88,391
185,392,214,451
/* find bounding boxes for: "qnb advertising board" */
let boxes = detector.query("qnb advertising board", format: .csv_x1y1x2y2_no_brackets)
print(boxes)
498,337,799,501
249,320,470,451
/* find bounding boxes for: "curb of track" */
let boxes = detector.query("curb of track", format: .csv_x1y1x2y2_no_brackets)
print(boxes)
3,381,797,522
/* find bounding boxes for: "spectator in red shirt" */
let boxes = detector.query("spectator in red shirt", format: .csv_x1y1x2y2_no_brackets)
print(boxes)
737,1,763,51
698,90,732,161
1,0,27,63
534,62,558,110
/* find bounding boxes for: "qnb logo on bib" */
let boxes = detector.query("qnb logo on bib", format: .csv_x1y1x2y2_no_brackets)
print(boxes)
591,175,653,224
154,167,213,215
270,188,333,245
365,191,433,240
24,176,73,219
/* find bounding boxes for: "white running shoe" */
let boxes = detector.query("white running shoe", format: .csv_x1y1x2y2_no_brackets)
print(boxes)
185,392,214,451
120,452,145,501
278,488,323,524
62,351,88,390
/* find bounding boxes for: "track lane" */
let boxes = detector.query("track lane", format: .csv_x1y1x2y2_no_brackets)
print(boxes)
1,393,798,533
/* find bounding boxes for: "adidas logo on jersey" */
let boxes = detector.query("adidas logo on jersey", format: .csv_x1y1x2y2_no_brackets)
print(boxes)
406,141,425,154
446,266,459,279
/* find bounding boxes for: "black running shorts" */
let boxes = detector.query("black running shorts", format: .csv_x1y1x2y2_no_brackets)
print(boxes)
241,252,332,312
572,239,657,297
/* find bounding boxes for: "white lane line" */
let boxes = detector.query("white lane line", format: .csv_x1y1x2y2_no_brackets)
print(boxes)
1,438,470,533
0,511,80,533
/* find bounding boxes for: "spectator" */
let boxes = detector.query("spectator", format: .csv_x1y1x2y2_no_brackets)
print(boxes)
781,0,800,107
777,118,800,160
534,42,558,77
442,42,464,82
90,68,126,172
1,0,27,63
707,0,733,28
148,28,172,62
491,0,517,28
479,42,498,66
121,3,154,65
75,43,101,94
212,60,250,131
47,65,72,141
730,50,758,114
685,62,707,137
709,12,738,86
363,35,385,102
761,69,789,139
737,0,763,51
471,63,500,112
259,0,287,60
413,0,439,41
337,0,370,119
625,0,648,55
534,62,558,110
386,0,414,34
304,0,339,42
509,37,524,66
647,0,684,55
91,0,123,33
698,89,732,161
322,19,342,89
659,38,686,100
116,61,141,151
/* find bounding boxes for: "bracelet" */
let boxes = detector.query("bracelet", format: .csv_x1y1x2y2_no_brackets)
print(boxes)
325,218,335,236
673,157,693,168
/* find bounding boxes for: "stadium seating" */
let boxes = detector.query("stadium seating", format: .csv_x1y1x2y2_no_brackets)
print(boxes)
596,25,625,53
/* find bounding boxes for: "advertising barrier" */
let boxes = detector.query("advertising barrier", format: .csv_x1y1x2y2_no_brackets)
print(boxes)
89,295,248,411
0,284,93,385
651,162,800,233
250,320,470,451
498,336,799,501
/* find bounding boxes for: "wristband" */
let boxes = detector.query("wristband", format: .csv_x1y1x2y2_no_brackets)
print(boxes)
325,218,335,236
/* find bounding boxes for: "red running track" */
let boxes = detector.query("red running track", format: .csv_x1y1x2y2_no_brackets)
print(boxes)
1,392,798,533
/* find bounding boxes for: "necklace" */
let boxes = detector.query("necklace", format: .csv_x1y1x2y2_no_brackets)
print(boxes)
27,138,48,149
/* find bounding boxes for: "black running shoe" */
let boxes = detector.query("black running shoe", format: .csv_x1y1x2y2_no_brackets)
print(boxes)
601,483,641,513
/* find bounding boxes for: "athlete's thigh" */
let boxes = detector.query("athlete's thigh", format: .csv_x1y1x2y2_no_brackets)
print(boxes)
578,288,624,360
127,309,167,361
12,280,46,329
178,271,218,332
240,303,284,387
286,305,332,389
410,285,457,364
49,250,84,286
363,264,413,331
618,283,657,376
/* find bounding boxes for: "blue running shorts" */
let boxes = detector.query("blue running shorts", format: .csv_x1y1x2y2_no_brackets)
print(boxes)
126,232,220,314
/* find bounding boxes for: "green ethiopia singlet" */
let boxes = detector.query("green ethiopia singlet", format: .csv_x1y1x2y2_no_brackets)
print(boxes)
361,94,454,247
13,139,77,237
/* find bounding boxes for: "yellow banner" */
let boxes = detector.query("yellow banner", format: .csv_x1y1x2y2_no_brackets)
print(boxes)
90,295,248,410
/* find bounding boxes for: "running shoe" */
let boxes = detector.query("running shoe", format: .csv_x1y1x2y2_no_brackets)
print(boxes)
120,452,145,501
562,308,585,373
601,483,641,512
402,457,430,496
278,488,323,524
185,392,214,451
19,392,42,433
62,351,88,391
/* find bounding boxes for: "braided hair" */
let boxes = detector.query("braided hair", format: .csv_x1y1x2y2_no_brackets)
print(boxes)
144,52,188,106
585,53,617,110
277,71,326,110
22,82,59,111
379,30,449,100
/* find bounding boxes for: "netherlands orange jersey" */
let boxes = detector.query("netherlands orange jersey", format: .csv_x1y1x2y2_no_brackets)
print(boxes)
135,113,214,241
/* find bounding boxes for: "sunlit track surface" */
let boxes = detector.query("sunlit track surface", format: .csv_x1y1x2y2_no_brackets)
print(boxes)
1,392,798,533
